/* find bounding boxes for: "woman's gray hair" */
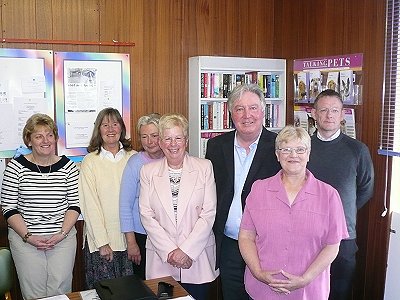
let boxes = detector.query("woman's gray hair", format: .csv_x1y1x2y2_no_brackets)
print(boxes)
136,113,161,134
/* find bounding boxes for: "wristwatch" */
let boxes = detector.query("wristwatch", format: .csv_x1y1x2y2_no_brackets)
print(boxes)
60,229,68,238
22,232,32,243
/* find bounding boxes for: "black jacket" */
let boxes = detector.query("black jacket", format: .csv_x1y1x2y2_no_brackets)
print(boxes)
205,127,281,268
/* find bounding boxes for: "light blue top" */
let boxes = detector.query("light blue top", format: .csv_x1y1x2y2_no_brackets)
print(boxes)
119,151,162,234
224,132,260,240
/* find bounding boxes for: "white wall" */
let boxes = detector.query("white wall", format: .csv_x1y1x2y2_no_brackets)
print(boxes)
384,211,400,300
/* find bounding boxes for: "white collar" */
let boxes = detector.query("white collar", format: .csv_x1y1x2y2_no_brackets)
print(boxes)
100,142,126,161
317,129,341,141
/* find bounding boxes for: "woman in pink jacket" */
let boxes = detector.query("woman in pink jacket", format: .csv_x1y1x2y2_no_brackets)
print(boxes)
139,113,219,300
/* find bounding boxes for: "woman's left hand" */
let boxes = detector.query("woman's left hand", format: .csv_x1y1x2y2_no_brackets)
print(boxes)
268,270,307,293
45,232,67,247
167,248,192,269
99,244,114,262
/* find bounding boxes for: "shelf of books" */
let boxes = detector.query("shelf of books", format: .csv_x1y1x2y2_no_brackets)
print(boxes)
293,53,363,139
189,56,286,158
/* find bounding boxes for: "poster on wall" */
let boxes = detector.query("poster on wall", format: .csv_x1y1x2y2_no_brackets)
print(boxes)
54,51,130,157
0,49,54,158
293,53,363,105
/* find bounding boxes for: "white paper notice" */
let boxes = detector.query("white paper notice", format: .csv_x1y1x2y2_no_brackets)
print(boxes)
13,97,47,141
65,67,98,112
0,158,6,186
21,75,46,94
65,112,97,148
0,80,10,104
0,103,18,150
100,80,116,108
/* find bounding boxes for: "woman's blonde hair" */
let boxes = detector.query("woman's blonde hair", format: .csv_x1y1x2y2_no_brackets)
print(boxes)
275,125,311,150
158,113,189,139
23,113,58,149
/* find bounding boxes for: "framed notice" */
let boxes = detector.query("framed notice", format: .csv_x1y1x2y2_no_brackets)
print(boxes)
54,51,131,157
0,48,54,158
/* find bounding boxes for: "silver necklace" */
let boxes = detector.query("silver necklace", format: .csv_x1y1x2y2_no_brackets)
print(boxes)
32,156,52,180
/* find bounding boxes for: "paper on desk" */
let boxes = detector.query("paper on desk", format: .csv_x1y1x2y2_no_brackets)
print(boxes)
38,295,69,300
174,296,195,299
80,289,100,300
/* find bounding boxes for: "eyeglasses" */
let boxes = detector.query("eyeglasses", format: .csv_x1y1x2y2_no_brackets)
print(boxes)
162,136,186,145
317,108,342,115
277,147,308,154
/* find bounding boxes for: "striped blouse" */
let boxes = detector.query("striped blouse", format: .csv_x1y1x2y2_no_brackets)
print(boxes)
1,155,80,235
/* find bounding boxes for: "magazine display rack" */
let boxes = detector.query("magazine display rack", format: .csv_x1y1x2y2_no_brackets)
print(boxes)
293,53,363,139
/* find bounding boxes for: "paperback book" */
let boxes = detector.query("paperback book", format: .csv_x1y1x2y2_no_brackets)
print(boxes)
340,70,354,104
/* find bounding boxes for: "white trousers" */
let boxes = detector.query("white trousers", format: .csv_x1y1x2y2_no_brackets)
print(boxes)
8,227,77,300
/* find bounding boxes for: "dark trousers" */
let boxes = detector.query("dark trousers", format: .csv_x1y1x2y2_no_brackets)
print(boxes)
133,232,147,280
180,282,211,300
220,235,250,300
329,239,358,300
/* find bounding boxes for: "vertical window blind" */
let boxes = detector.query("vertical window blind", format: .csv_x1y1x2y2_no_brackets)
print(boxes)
380,0,400,157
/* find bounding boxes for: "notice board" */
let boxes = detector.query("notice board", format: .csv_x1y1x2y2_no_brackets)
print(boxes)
0,48,54,158
54,51,131,157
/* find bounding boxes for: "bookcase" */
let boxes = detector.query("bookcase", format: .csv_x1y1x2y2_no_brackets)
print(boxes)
188,56,286,158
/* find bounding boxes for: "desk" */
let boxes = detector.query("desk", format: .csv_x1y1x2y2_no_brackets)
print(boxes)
66,276,188,299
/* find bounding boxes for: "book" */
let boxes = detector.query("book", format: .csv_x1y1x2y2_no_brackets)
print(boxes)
209,73,214,98
200,103,205,130
341,108,356,138
222,73,231,98
208,102,213,129
270,75,276,99
340,70,354,104
275,75,280,98
203,103,209,130
326,71,339,92
200,73,205,98
296,72,308,103
213,73,221,98
245,71,258,84
265,75,272,98
212,102,218,129
294,105,315,136
265,103,271,127
309,70,322,102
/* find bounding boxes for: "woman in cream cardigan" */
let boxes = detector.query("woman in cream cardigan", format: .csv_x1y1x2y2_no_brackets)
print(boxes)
79,108,136,288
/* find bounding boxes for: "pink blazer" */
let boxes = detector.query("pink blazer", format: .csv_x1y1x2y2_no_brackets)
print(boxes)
139,154,219,284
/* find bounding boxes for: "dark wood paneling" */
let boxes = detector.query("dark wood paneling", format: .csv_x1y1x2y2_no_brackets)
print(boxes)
0,1,390,299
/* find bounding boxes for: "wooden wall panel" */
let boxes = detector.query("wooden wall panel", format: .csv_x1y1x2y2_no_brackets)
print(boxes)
0,0,390,299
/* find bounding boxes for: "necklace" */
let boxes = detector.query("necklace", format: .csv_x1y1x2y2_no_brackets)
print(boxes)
32,155,52,180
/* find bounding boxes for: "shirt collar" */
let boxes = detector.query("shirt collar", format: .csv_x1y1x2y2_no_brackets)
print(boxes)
100,142,126,161
317,129,341,141
234,129,262,149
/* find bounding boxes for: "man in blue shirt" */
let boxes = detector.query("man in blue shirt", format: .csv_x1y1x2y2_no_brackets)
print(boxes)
206,84,281,300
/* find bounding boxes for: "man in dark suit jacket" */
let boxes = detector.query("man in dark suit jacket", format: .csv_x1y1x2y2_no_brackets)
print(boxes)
206,83,281,300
